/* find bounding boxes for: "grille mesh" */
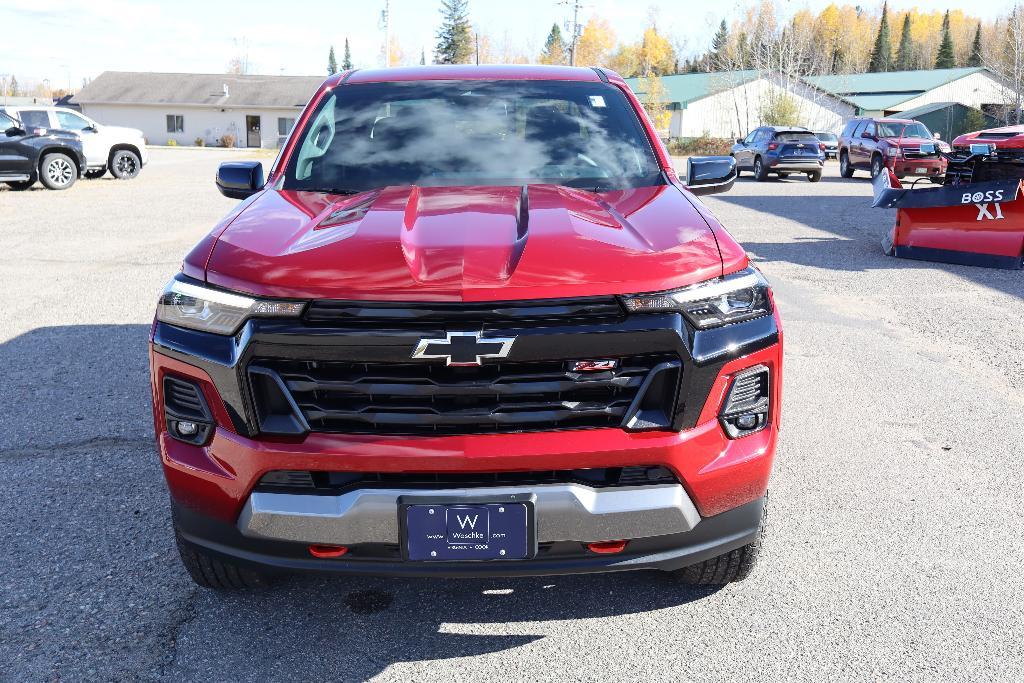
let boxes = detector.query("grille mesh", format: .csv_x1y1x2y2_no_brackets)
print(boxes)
249,356,672,435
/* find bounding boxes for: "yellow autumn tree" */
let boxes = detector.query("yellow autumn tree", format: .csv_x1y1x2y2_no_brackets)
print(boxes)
638,72,671,133
575,16,616,67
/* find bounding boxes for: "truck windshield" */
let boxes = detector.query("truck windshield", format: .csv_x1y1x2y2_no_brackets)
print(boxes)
282,80,663,192
877,122,930,138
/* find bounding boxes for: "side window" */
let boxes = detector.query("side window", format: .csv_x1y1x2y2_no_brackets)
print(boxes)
755,129,769,143
864,122,876,138
841,121,857,138
743,130,757,145
852,121,867,138
166,115,184,133
278,117,296,136
57,111,91,130
19,110,50,128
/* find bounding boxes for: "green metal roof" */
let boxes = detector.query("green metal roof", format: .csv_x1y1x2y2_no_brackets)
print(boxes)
805,67,989,111
624,70,759,107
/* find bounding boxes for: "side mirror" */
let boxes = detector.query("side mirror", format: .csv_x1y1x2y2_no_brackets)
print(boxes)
860,131,874,139
5,125,24,137
84,124,99,132
216,161,265,199
736,138,744,145
685,156,736,197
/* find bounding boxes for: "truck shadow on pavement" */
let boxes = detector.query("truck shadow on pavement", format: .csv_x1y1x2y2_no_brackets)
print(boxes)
0,324,722,680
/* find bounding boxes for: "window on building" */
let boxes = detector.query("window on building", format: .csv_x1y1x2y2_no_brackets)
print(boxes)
278,117,296,136
166,115,184,133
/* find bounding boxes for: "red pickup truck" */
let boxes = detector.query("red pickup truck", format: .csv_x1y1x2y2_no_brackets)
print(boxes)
150,65,782,589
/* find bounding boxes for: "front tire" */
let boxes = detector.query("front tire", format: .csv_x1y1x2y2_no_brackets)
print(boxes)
839,151,854,178
174,528,272,590
110,149,141,179
870,154,884,179
675,497,767,586
807,171,821,182
753,156,768,182
39,153,77,190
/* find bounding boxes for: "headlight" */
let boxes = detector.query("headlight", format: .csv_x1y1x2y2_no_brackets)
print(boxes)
156,278,305,335
884,147,899,158
620,266,772,329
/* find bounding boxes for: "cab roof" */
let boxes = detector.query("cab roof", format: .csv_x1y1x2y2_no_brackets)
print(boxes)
329,65,618,87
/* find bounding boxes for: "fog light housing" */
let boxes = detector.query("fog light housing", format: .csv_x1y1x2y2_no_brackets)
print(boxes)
163,375,215,446
719,365,770,439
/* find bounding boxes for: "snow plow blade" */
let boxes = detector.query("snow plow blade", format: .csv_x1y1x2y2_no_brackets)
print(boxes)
874,170,1024,269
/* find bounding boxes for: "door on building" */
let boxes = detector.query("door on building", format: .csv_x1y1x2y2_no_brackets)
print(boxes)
246,116,261,147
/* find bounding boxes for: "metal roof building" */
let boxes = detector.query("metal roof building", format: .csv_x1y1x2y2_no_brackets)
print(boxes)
71,71,325,148
806,67,1006,116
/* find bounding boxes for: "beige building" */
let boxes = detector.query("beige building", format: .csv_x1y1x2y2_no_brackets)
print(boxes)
72,71,325,148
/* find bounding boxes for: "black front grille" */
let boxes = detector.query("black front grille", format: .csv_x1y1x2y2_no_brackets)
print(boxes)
256,466,680,493
304,298,624,328
249,356,673,435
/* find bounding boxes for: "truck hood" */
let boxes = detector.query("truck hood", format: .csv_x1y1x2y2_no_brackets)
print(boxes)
204,184,730,302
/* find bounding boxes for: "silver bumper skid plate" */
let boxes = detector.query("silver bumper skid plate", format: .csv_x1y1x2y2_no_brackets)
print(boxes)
238,484,701,545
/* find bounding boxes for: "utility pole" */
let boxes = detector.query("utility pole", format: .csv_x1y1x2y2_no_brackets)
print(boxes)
381,0,391,67
560,0,585,66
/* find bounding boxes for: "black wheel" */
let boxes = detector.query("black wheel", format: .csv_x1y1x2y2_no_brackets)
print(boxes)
110,149,141,179
753,156,768,182
675,497,767,586
870,154,884,179
5,180,34,191
839,151,854,178
39,153,77,190
85,168,107,179
807,171,821,182
175,528,272,590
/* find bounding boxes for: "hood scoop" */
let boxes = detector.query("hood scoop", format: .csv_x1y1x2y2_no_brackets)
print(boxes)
400,185,528,284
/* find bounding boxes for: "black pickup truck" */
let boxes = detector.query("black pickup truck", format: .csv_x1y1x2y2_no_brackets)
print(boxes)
0,110,86,190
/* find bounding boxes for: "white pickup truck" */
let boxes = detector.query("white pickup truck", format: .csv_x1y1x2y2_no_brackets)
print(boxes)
0,105,148,179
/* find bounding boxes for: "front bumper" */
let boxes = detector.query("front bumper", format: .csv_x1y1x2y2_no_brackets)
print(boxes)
240,483,701,546
890,157,945,176
174,494,765,577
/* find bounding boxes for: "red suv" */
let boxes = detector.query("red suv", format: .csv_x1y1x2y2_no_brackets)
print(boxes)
839,117,948,181
151,65,782,589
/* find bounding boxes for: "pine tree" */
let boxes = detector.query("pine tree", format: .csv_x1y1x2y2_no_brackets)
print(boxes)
327,46,338,75
935,10,956,69
342,38,353,70
540,24,568,65
868,2,893,72
895,14,914,71
967,22,983,67
712,19,729,67
434,0,473,64
8,75,18,96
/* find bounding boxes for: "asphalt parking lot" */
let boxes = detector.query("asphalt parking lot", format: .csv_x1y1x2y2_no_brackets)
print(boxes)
2,148,1023,681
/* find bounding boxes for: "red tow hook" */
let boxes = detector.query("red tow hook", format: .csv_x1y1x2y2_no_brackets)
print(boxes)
309,544,349,558
586,540,628,555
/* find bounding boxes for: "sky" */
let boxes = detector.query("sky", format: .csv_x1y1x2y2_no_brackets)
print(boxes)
0,0,1018,90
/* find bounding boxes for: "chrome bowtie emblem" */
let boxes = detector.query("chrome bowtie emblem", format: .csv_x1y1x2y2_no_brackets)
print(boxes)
412,332,516,366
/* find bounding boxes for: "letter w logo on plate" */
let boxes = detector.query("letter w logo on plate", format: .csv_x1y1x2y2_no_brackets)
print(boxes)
456,514,479,530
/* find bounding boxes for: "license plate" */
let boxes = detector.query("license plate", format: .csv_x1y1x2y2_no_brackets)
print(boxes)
916,167,927,174
404,501,533,561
